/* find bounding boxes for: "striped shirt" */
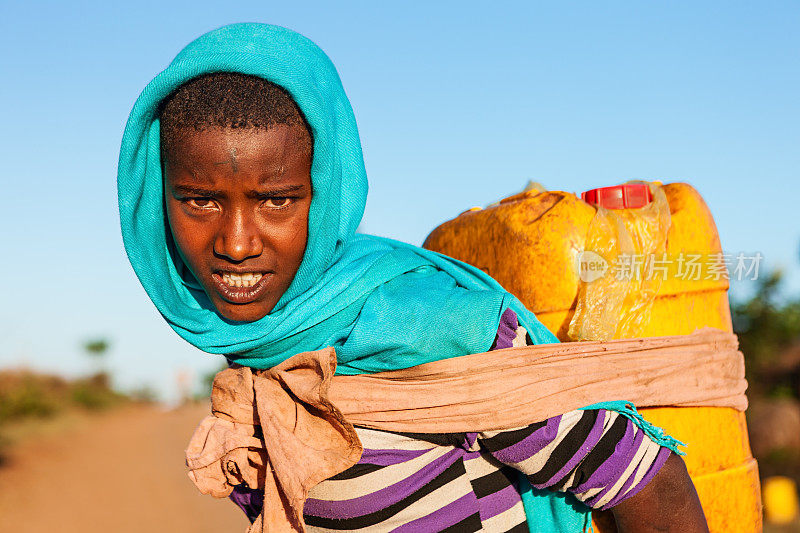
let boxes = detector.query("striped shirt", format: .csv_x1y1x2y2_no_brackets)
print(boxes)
229,310,671,531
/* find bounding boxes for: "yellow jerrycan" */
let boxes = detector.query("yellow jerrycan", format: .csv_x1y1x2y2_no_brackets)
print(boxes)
423,182,762,532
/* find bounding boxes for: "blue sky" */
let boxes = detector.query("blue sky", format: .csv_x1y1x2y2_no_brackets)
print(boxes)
1,1,797,403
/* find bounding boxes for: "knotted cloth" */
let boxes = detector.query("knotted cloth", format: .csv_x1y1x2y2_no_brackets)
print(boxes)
185,328,747,533
186,349,361,532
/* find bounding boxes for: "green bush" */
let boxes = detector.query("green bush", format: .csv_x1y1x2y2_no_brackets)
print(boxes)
0,373,64,423
0,370,129,420
69,373,127,411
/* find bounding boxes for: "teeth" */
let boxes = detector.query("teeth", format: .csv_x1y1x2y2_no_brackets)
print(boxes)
220,272,263,288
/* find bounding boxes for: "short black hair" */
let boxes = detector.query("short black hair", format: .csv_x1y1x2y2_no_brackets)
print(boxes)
158,72,313,159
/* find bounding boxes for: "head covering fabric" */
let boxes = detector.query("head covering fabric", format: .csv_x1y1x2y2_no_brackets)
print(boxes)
117,22,558,374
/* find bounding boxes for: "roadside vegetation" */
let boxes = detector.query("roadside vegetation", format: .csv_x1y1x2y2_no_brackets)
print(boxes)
0,339,156,463
733,267,800,487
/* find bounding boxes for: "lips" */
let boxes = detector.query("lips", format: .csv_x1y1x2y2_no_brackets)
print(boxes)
211,271,274,304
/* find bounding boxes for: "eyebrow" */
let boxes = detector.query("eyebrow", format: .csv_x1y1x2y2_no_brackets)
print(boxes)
248,184,307,197
171,184,224,196
170,184,307,197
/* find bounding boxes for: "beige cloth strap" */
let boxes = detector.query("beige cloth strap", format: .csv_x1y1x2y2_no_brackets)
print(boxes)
332,327,747,432
184,328,747,533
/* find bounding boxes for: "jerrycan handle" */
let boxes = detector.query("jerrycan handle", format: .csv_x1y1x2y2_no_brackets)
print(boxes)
582,183,652,209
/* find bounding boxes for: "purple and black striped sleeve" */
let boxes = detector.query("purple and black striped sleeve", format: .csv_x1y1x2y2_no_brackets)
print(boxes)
479,308,672,510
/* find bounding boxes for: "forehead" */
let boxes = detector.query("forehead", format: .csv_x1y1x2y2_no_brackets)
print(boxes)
166,125,309,162
163,125,312,183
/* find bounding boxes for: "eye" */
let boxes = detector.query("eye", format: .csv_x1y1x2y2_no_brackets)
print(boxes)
263,197,292,209
186,198,219,211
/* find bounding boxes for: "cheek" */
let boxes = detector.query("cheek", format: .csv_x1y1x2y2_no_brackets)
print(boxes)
289,205,311,261
165,200,212,269
268,206,310,267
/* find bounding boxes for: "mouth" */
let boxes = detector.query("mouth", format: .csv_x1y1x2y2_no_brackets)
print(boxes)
211,270,274,304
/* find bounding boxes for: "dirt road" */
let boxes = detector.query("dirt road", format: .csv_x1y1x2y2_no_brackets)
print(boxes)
0,402,249,533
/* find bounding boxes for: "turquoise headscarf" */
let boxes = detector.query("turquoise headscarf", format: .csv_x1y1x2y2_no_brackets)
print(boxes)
119,23,682,532
117,22,557,372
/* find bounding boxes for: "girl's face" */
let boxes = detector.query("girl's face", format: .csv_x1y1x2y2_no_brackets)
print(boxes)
163,124,312,322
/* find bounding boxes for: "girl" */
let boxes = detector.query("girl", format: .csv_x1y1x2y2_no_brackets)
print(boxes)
118,23,707,532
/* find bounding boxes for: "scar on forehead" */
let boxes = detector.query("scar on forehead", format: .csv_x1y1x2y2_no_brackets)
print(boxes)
214,148,239,172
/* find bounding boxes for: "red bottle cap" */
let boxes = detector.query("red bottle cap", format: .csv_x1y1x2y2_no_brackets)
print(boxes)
581,183,652,209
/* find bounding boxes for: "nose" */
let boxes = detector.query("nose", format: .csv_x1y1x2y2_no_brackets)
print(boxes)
213,208,263,262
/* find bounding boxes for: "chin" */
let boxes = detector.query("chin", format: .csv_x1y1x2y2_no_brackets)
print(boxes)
213,300,274,323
